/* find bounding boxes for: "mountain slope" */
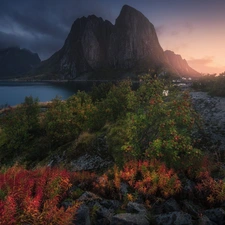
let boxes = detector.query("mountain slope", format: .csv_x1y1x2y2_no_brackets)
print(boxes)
164,50,200,77
0,47,40,79
32,5,199,80
34,15,113,79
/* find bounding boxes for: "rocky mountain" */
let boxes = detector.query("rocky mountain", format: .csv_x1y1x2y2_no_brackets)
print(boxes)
164,50,200,77
108,5,168,71
34,15,113,79
0,47,40,79
32,5,199,80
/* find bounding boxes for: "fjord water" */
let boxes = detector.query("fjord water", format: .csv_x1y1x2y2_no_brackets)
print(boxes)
0,81,94,106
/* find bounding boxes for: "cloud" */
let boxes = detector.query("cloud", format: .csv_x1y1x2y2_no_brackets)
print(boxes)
0,31,23,48
183,22,194,34
170,22,194,37
171,30,180,36
187,56,214,66
155,25,166,36
187,56,225,74
0,30,63,59
0,0,116,60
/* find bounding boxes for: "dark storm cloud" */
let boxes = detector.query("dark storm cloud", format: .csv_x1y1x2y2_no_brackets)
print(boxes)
0,31,21,48
0,0,116,60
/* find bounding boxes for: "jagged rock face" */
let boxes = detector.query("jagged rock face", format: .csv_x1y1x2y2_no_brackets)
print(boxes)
60,15,113,77
35,5,169,79
33,5,199,79
108,5,168,70
164,50,200,77
38,15,113,79
0,47,40,79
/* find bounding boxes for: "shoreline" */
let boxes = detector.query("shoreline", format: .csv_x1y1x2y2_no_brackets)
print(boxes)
0,79,140,83
0,101,53,115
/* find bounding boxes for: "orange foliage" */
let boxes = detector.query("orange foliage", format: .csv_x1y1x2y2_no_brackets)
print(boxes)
194,160,225,205
79,160,182,200
120,160,182,198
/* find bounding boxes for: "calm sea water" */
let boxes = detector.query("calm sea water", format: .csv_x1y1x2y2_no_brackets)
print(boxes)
0,81,95,106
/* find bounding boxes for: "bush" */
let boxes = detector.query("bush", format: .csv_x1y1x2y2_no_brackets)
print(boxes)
0,96,40,153
0,165,79,225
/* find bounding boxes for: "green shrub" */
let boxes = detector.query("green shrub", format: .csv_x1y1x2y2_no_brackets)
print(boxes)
0,96,40,153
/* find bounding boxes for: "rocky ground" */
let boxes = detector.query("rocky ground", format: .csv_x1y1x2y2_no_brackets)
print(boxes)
45,90,225,225
190,91,225,151
71,191,225,225
4,89,224,225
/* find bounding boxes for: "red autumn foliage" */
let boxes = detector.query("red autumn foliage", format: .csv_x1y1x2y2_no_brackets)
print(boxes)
0,165,79,225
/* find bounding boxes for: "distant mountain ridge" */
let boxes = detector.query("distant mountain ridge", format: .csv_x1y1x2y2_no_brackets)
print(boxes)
164,50,200,77
32,5,200,79
0,47,40,79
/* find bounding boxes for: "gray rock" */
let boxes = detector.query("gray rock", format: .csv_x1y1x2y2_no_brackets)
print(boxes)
120,182,129,196
70,153,112,171
111,213,149,225
154,212,193,225
181,200,201,219
203,208,225,225
92,202,114,224
163,198,180,213
95,218,111,225
74,204,91,225
197,215,217,225
183,179,195,197
127,202,147,214
77,191,102,202
100,199,121,210
190,91,225,150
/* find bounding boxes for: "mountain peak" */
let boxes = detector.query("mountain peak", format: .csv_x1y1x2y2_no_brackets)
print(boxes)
116,4,152,28
120,4,141,13
31,5,199,80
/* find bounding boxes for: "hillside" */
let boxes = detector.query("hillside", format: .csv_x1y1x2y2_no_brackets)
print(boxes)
165,50,200,77
0,47,40,79
0,76,225,224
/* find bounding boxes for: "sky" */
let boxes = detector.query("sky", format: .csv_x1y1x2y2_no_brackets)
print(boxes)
0,0,224,75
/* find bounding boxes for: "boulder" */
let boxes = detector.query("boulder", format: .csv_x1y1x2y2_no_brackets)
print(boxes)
70,153,112,171
162,198,180,213
154,212,193,225
197,215,217,225
203,208,225,225
74,204,91,225
111,213,149,225
77,191,102,203
127,202,147,214
181,200,201,219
